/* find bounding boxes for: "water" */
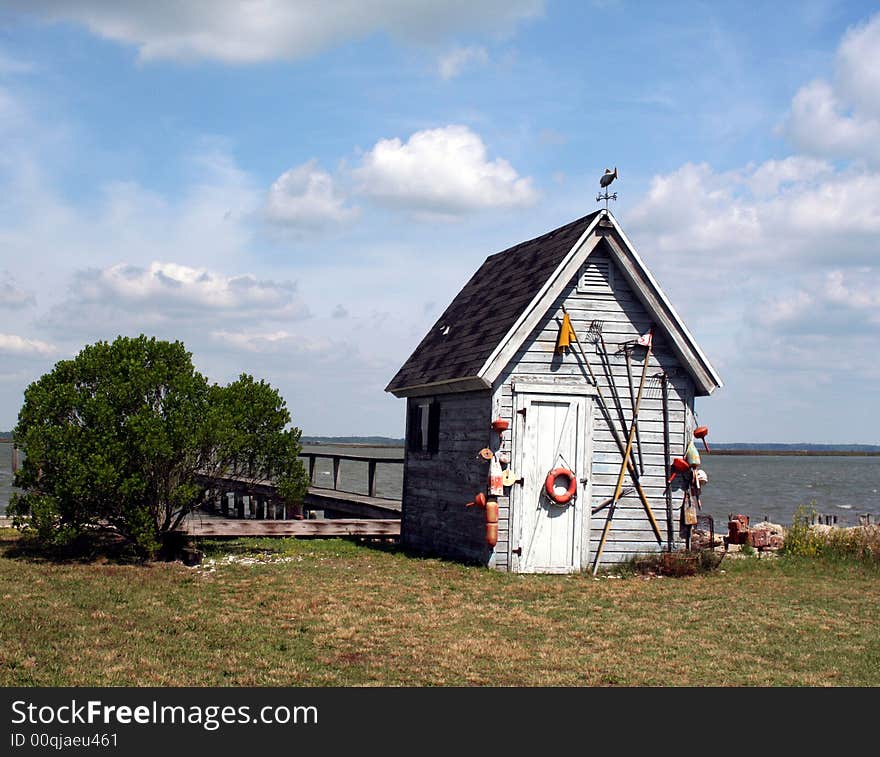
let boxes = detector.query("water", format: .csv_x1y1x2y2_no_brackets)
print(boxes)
2,442,878,527
699,454,880,527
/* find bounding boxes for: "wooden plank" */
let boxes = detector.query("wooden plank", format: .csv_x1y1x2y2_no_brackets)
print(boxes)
299,452,404,464
305,487,401,518
180,519,401,538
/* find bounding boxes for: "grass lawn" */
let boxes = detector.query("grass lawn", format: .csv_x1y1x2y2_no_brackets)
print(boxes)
1,528,878,686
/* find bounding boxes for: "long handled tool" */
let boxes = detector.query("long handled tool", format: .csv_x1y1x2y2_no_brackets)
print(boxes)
618,341,646,476
659,372,674,552
592,331,663,575
591,487,635,515
587,320,631,454
562,309,660,535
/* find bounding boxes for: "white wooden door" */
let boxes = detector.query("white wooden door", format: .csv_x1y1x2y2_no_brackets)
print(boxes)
511,386,592,573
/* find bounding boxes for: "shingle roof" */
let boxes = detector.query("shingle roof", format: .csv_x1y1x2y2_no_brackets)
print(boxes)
386,211,600,394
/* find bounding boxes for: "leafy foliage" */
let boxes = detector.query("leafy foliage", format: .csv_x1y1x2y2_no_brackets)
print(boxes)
784,503,880,565
782,504,822,558
9,335,308,555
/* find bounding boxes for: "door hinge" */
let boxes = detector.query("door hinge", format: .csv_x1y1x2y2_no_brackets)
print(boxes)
516,408,527,417
511,547,522,556
580,477,589,484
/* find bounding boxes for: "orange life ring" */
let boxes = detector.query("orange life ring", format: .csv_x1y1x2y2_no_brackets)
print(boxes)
545,467,577,505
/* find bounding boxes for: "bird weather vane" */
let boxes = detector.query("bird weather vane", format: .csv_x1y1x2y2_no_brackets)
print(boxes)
597,166,618,209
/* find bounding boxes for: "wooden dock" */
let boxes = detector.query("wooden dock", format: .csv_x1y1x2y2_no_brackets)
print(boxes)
180,517,400,538
192,449,403,532
304,486,400,518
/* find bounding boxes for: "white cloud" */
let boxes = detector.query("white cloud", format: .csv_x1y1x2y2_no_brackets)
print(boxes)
265,160,358,229
438,45,488,79
744,156,833,198
12,0,544,63
0,333,55,357
210,329,342,358
0,273,35,308
785,80,880,165
354,125,538,215
835,13,880,119
757,269,880,334
628,160,880,268
0,50,34,75
63,261,309,320
784,13,880,165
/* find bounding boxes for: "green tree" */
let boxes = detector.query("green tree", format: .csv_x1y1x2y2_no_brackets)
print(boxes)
9,335,308,555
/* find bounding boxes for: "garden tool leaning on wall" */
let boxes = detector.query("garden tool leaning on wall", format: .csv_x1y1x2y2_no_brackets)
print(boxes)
560,307,663,543
592,328,663,575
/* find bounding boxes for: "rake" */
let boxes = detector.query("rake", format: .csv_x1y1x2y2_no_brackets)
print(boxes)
616,340,646,476
586,319,631,457
592,335,664,575
562,306,663,543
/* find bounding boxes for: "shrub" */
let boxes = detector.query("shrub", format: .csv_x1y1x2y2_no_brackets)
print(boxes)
10,335,309,557
783,504,823,558
630,549,723,577
784,503,880,566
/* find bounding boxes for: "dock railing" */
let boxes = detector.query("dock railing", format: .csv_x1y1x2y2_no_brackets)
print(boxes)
298,451,404,499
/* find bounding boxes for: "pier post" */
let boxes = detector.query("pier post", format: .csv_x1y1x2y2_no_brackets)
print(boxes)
333,456,341,491
368,460,377,497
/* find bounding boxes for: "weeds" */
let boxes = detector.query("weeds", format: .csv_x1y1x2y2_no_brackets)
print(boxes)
784,503,880,566
629,549,724,577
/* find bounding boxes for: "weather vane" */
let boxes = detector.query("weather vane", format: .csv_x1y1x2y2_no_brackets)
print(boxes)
596,166,618,209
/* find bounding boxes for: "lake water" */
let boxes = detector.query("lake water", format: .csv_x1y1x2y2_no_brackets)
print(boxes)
2,442,878,528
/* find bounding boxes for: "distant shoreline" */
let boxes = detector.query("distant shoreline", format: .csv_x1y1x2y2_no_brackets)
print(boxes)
3,438,878,456
709,450,880,457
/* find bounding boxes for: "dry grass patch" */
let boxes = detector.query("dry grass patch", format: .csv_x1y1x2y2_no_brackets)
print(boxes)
1,529,878,686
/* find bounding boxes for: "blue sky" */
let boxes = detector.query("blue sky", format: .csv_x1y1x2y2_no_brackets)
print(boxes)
0,1,878,443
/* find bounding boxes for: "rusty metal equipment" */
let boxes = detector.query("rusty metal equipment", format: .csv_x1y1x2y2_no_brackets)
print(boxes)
726,514,750,545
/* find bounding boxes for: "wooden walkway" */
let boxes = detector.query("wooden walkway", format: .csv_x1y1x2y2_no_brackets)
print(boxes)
195,450,403,521
180,517,400,538
304,487,401,518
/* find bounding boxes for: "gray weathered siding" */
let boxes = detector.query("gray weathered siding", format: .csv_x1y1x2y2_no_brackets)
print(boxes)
493,247,697,568
401,390,498,566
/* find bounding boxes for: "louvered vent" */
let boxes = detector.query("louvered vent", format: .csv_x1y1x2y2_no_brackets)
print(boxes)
578,257,614,294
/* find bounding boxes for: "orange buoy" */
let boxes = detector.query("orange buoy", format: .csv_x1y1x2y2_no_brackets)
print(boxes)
486,522,498,547
545,467,577,505
485,499,499,524
466,493,486,509
485,499,499,547
694,425,711,453
667,457,690,484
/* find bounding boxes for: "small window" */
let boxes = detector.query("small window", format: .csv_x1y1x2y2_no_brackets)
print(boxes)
578,256,613,294
408,399,440,454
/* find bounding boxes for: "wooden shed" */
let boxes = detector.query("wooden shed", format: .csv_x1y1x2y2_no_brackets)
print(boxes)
386,209,722,572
